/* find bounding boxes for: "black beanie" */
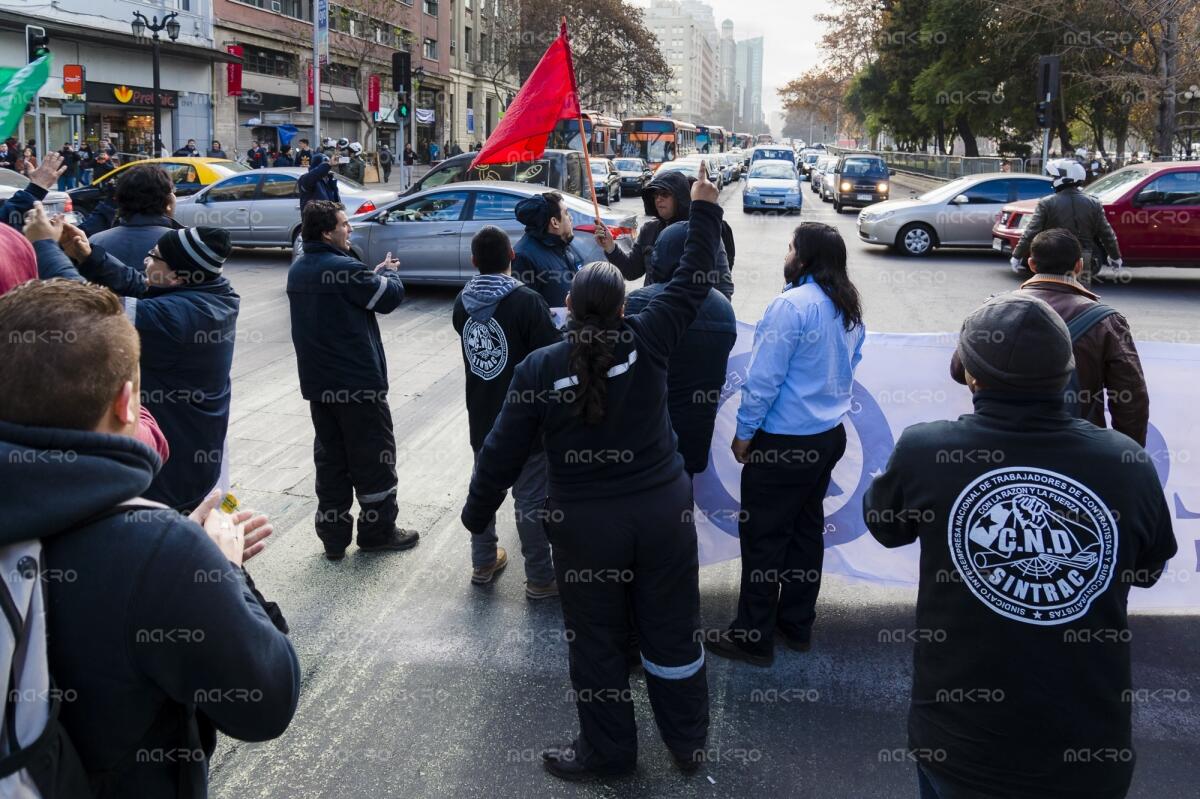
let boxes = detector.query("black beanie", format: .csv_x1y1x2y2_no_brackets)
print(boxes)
956,294,1075,393
157,227,231,281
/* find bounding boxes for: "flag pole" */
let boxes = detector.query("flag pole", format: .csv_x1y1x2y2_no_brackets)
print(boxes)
560,17,602,226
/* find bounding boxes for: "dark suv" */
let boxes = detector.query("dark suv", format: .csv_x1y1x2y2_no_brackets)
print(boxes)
832,155,892,213
404,149,589,201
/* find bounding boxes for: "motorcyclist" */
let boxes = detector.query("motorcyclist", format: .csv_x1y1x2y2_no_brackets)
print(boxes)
1011,159,1123,280
344,142,366,184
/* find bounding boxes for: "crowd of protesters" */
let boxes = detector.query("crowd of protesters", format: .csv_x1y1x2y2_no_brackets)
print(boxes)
0,147,1177,799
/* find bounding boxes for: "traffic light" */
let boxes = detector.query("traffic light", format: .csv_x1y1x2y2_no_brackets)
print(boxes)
1035,101,1050,128
26,25,49,64
392,51,411,93
398,94,409,120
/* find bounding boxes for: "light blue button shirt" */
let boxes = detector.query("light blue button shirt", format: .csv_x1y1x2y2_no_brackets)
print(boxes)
736,276,865,441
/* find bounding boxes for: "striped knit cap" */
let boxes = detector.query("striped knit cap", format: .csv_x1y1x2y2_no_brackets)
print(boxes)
156,227,232,281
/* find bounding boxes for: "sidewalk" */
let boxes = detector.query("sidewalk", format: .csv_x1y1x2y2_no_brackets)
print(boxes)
370,163,433,192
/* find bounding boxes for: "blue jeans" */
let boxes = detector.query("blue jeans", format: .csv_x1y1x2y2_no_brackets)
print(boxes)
470,450,554,583
80,169,92,186
57,174,77,190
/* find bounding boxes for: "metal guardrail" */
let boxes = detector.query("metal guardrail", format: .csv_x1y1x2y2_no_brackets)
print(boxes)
828,147,1167,183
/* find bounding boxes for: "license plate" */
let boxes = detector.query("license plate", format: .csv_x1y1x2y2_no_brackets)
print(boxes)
992,237,1003,251
764,198,782,205
856,193,872,201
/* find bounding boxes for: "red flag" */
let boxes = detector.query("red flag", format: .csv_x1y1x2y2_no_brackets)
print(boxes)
472,23,580,167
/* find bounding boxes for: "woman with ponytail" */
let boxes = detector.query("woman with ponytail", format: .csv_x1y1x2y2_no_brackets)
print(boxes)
706,221,865,668
462,168,724,782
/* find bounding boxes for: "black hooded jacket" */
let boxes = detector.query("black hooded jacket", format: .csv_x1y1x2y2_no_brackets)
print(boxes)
0,419,299,798
864,391,1177,798
511,194,584,308
604,170,735,299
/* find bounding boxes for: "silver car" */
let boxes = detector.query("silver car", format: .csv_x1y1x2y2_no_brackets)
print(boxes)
856,172,1054,256
349,182,638,286
811,155,837,197
0,168,76,222
172,167,397,249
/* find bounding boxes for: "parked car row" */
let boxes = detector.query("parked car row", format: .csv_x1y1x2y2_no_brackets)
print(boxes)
855,160,1200,270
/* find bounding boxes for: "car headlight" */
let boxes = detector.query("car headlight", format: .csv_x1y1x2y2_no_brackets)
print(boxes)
745,187,759,196
874,209,895,221
877,182,888,193
840,181,852,192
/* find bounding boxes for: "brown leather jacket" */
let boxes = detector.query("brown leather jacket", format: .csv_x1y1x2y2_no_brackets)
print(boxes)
951,275,1149,444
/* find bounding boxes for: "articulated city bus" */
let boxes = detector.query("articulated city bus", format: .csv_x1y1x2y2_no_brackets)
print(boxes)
619,118,698,169
550,111,624,158
696,125,728,154
732,132,754,149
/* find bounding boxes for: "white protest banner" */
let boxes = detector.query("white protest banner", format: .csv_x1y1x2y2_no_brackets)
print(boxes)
693,324,1200,611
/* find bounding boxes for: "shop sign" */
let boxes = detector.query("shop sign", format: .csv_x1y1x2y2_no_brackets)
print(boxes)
61,101,87,116
87,82,177,109
227,45,243,96
368,74,380,113
63,65,84,95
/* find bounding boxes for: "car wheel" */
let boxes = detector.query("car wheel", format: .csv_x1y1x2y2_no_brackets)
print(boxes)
290,227,302,254
614,185,621,202
897,223,936,257
833,200,842,213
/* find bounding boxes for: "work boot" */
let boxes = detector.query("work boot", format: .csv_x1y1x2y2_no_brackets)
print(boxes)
776,626,812,653
472,547,509,585
525,578,559,600
702,629,774,668
358,527,420,552
541,740,633,782
323,545,346,561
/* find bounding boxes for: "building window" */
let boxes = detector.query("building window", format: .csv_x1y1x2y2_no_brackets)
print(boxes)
241,44,298,79
323,62,360,88
464,26,472,59
423,0,438,15
236,0,312,20
479,32,489,63
424,38,438,59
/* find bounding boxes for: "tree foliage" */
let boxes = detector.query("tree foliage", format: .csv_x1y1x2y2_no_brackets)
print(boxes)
518,0,672,109
780,0,1200,156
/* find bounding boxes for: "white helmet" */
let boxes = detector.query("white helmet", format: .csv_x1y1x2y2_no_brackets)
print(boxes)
337,137,349,149
1046,158,1086,189
349,142,362,154
323,138,335,148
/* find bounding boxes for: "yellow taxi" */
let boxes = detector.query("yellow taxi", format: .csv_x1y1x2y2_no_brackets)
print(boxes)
70,157,250,214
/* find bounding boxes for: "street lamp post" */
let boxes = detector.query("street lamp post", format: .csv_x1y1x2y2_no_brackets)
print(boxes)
1183,84,1200,159
131,11,180,155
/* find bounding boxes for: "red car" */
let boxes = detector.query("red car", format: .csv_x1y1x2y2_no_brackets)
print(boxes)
992,162,1200,269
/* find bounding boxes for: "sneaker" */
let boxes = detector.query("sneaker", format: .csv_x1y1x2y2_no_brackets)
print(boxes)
701,629,774,668
472,547,509,585
525,579,559,600
358,527,420,552
323,546,347,561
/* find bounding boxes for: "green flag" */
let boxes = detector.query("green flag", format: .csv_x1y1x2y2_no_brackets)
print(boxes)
0,55,52,141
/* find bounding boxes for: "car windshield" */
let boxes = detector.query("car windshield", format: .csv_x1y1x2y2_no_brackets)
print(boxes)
660,164,699,178
590,162,609,174
918,176,978,202
208,160,250,174
0,168,28,189
749,163,796,180
614,159,641,170
841,159,888,178
1086,168,1151,202
753,149,794,162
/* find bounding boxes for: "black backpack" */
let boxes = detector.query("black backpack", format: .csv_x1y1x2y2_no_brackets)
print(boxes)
1063,303,1119,417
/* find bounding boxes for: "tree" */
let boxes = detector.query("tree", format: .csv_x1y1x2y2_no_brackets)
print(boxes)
325,0,413,153
518,0,672,110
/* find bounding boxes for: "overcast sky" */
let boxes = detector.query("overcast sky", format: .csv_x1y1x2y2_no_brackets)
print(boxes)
628,0,828,120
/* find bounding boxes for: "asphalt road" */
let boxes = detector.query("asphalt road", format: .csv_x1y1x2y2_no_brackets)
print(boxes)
207,176,1200,799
